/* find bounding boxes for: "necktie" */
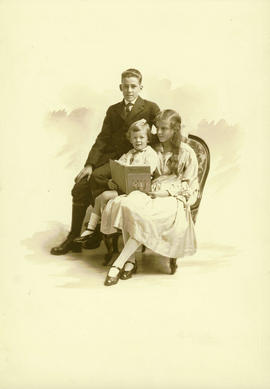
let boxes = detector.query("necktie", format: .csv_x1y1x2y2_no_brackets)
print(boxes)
125,103,133,116
130,149,142,165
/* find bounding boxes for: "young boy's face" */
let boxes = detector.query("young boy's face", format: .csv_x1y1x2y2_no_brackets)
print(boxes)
130,129,148,151
120,76,142,102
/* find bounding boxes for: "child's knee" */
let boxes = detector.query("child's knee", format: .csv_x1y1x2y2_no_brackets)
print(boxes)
99,190,118,210
95,191,110,207
94,192,106,206
102,190,116,201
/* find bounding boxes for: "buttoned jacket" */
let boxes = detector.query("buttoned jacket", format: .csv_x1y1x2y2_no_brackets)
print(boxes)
85,96,160,168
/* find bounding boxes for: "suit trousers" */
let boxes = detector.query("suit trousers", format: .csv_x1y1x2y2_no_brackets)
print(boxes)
71,163,111,207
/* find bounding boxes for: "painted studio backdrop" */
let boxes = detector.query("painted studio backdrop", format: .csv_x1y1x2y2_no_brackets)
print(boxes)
1,1,269,389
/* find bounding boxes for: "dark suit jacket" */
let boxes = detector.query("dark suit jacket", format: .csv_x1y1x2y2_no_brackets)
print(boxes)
85,96,160,168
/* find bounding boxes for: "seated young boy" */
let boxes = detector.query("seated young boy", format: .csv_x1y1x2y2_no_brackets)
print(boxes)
50,68,160,255
74,119,158,245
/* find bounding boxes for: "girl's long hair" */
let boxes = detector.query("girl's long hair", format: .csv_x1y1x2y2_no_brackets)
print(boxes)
153,109,182,175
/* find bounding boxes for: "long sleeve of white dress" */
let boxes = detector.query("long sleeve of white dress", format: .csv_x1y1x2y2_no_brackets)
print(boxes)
151,142,199,205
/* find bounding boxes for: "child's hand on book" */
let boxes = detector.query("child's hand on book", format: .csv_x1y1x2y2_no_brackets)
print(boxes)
108,179,118,190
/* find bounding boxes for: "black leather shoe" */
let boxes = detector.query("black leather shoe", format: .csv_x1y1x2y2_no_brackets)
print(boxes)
50,235,82,255
73,229,94,244
82,229,102,249
104,266,122,286
120,261,137,280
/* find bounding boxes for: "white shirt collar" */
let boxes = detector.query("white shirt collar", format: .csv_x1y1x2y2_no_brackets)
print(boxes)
124,96,138,106
131,145,149,153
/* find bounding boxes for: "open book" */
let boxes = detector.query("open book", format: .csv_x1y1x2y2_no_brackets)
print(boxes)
110,159,151,194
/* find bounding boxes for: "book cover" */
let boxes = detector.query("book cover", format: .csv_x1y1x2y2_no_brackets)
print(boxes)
110,159,151,194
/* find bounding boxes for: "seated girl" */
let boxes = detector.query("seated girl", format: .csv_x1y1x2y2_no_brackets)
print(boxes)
74,119,158,245
100,109,199,286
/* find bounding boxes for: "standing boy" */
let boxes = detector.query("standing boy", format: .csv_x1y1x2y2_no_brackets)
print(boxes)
51,68,160,255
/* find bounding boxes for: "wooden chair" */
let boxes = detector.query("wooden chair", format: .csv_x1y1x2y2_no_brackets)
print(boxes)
103,134,210,271
169,134,210,274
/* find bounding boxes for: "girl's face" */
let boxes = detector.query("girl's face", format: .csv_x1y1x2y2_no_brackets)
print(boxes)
130,129,148,151
157,120,174,143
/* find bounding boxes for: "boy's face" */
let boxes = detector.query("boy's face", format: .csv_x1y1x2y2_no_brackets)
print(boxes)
130,129,148,151
120,76,142,102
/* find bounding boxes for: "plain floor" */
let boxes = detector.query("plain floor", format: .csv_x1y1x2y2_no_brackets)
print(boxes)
0,218,269,389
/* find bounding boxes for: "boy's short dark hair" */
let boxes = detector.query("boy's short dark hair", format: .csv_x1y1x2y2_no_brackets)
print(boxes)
126,119,151,142
121,68,142,84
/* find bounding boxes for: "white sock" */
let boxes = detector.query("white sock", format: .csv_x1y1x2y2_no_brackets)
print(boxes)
108,237,140,276
123,254,136,271
87,213,100,231
121,230,137,271
80,229,93,237
122,229,140,269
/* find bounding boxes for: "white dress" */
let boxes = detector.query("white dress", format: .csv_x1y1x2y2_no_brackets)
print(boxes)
101,142,199,258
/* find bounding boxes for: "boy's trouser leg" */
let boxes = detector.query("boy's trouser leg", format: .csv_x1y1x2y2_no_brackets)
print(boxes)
50,163,111,255
90,163,111,201
70,203,89,238
75,163,112,249
50,203,88,255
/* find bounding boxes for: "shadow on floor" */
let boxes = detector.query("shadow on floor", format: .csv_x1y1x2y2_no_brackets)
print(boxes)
21,222,238,288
